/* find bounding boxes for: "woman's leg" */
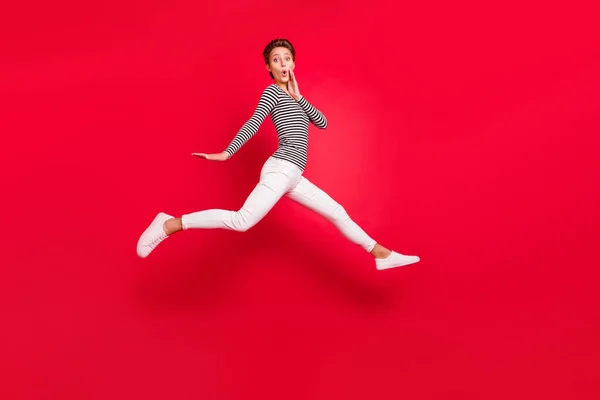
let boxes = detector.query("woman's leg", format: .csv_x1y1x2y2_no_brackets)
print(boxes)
136,158,299,258
285,176,419,269
179,170,290,232
285,176,379,253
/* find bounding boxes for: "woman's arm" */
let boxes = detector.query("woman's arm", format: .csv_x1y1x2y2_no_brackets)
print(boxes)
223,85,279,157
288,69,327,129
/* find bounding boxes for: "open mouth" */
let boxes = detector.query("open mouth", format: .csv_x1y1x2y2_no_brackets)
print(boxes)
282,70,288,77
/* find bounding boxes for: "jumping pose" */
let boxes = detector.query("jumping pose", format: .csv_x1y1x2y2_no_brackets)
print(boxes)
136,38,420,270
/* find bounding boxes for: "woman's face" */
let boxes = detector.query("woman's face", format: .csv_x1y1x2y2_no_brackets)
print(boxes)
266,47,295,84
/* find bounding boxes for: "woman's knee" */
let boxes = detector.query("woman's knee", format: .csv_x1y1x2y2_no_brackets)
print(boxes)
329,204,350,222
235,221,255,232
232,209,260,232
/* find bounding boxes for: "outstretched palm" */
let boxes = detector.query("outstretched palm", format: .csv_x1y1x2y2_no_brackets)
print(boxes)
192,152,229,161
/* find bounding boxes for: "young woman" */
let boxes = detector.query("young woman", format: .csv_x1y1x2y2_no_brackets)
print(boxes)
136,38,420,271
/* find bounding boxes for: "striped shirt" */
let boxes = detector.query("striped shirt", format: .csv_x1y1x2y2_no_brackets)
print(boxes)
224,83,327,171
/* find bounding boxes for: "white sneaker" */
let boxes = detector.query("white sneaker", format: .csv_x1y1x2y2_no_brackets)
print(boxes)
376,251,420,270
136,212,173,258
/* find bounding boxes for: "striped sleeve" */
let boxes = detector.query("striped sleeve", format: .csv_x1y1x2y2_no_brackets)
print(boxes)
297,96,327,129
224,85,279,157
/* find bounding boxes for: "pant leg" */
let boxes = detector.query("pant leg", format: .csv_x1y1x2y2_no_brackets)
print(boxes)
286,176,377,252
181,157,301,232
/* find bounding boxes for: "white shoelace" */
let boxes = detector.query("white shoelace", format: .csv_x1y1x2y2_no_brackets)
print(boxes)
148,232,166,248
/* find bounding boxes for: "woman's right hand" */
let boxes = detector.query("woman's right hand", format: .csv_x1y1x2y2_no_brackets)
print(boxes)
192,151,230,161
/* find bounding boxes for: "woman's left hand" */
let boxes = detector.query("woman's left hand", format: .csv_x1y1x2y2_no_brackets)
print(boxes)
288,69,301,101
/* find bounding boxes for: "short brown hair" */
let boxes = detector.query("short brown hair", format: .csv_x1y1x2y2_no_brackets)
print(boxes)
263,38,296,79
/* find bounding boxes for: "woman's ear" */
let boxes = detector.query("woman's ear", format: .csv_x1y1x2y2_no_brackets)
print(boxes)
265,63,271,73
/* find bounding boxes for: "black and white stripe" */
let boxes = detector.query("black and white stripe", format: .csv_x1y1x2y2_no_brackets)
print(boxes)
224,84,327,171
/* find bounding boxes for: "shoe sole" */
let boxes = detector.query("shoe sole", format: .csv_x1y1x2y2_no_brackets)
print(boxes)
376,257,420,270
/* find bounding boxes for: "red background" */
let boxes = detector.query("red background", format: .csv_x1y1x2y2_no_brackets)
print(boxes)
1,0,599,398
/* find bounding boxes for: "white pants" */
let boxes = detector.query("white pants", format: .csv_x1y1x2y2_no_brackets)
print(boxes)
181,156,377,252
